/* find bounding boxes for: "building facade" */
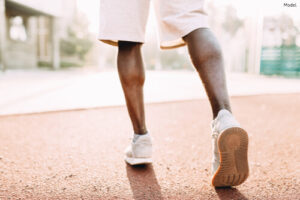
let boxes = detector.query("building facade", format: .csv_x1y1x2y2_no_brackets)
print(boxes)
0,0,76,70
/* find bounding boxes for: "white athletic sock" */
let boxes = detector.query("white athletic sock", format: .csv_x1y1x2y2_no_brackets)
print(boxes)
133,132,149,143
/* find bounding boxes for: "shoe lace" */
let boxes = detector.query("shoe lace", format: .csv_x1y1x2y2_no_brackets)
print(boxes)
212,132,219,139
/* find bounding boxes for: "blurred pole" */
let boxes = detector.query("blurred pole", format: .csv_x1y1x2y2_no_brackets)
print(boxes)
0,0,6,71
51,17,60,70
246,6,264,74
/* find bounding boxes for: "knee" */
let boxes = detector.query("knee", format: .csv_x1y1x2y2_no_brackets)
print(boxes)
200,40,223,63
186,29,223,63
117,41,145,86
118,41,142,53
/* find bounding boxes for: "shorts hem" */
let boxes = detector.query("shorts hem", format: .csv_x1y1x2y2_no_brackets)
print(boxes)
99,39,118,47
160,24,210,50
98,36,145,47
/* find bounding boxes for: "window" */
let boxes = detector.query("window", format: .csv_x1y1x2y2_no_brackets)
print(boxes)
9,16,27,41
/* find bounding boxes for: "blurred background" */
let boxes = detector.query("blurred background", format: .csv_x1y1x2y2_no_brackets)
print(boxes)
1,2,300,198
0,0,300,115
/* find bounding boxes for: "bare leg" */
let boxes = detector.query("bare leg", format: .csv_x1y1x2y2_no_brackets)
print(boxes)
117,41,147,135
183,28,231,119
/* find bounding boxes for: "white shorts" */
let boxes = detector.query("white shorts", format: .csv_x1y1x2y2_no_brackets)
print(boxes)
98,0,209,49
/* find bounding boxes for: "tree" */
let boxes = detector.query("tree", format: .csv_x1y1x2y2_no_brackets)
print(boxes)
60,12,93,61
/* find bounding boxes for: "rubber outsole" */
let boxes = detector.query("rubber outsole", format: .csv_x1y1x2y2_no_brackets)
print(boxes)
212,127,249,187
125,157,153,166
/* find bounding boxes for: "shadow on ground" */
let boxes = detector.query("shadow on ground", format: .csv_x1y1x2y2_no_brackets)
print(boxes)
126,164,163,200
215,187,248,200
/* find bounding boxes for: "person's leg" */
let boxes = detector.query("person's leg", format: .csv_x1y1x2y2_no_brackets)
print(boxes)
184,29,249,187
118,41,153,165
117,41,147,135
183,28,231,119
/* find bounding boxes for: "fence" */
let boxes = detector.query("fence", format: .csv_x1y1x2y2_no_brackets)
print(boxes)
260,46,300,77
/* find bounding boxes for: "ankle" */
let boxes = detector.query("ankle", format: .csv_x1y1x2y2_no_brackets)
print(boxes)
133,128,148,135
213,107,232,119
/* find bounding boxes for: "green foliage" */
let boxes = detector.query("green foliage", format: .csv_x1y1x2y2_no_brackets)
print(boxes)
222,5,244,36
60,13,93,61
264,14,299,47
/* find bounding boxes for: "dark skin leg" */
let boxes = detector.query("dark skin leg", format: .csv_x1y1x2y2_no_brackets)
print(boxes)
183,28,231,119
117,41,147,135
118,28,231,135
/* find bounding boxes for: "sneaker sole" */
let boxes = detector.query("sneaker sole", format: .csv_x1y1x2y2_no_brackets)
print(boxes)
212,127,249,187
125,157,153,165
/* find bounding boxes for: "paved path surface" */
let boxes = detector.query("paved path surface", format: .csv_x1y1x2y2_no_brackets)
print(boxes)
1,70,300,115
0,94,299,199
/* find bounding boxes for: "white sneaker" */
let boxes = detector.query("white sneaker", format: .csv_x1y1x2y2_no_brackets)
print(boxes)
211,109,249,187
125,133,153,165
